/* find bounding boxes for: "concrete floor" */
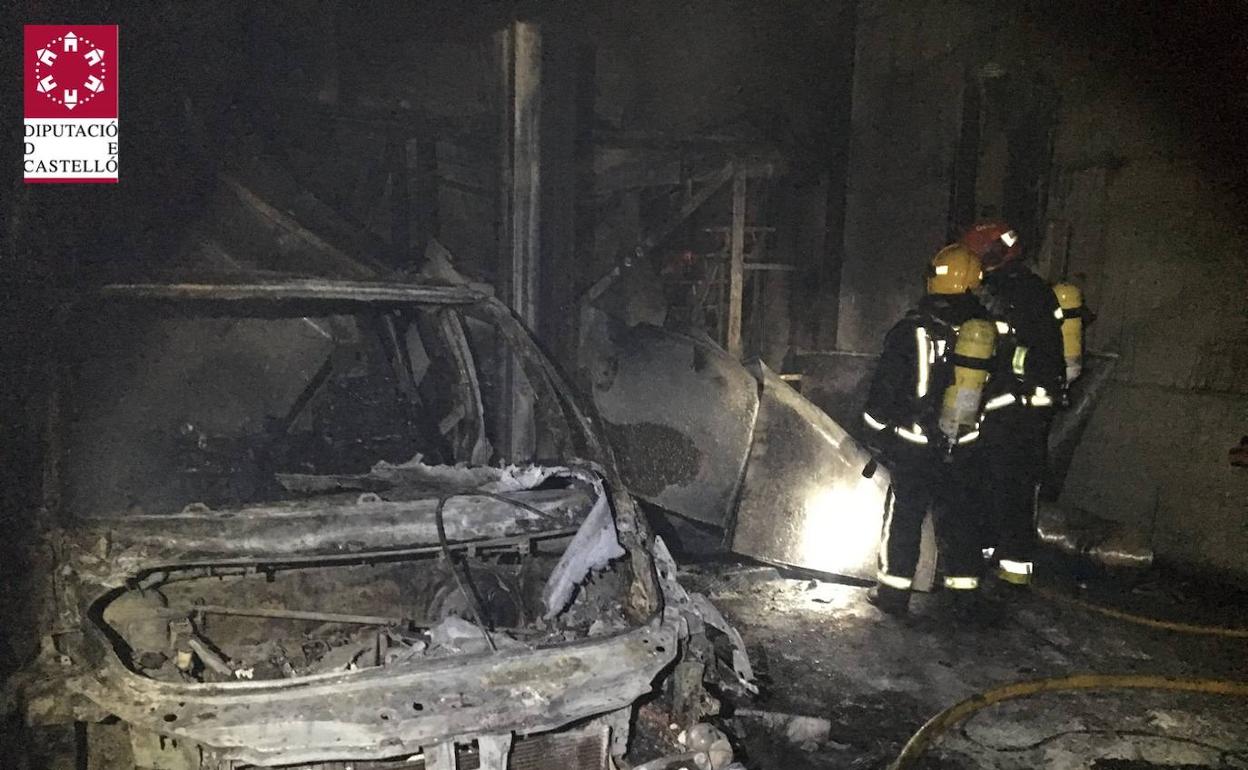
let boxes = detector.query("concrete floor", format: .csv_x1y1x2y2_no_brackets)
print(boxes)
676,562,1248,770
4,543,1246,769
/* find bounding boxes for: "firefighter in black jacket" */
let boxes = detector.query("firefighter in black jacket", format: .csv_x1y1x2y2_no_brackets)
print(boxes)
960,221,1064,587
862,244,996,616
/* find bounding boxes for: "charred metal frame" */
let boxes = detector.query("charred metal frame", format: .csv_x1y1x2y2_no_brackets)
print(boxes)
20,278,686,769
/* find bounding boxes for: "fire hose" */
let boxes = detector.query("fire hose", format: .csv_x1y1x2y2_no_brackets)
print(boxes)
888,589,1248,769
1034,586,1248,639
888,674,1248,770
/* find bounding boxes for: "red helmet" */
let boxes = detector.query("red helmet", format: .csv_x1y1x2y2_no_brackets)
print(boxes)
959,220,1020,271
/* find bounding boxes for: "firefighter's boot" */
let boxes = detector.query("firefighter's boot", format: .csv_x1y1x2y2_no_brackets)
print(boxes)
867,584,911,616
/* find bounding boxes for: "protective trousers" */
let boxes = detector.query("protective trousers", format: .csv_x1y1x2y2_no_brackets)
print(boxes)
878,451,982,591
978,404,1051,583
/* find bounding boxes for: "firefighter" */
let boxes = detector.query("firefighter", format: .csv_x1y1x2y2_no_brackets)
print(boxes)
960,221,1064,587
862,244,996,616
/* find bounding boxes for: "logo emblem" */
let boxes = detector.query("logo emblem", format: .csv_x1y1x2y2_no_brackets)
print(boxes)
23,25,118,183
33,30,109,112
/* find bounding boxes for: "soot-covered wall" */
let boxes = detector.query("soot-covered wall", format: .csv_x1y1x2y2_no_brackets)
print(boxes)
836,0,1248,577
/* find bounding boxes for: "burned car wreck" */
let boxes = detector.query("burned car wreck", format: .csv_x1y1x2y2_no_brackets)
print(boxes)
11,279,753,769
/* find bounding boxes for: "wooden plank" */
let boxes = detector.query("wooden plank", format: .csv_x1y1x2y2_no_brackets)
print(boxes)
219,176,386,279
636,162,735,258
727,174,747,359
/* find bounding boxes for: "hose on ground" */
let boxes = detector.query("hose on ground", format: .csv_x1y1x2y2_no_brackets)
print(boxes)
882,576,1248,767
888,674,1248,770
1035,585,1248,639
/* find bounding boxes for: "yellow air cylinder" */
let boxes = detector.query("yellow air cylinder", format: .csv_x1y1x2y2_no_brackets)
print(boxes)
1053,283,1084,383
939,318,997,441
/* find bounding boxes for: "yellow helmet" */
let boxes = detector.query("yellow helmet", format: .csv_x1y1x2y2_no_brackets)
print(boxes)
927,244,983,295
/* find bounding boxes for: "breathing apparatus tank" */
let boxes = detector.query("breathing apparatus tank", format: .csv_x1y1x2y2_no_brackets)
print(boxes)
1053,283,1084,384
938,318,997,443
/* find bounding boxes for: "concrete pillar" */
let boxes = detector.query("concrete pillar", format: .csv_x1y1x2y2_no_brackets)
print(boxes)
835,7,965,353
496,21,542,461
497,20,543,332
497,19,583,361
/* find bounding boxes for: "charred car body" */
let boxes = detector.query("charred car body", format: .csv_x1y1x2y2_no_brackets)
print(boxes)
582,319,891,583
581,318,1118,584
10,279,752,769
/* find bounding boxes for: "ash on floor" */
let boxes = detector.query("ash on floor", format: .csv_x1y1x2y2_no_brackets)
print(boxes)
677,562,1248,770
